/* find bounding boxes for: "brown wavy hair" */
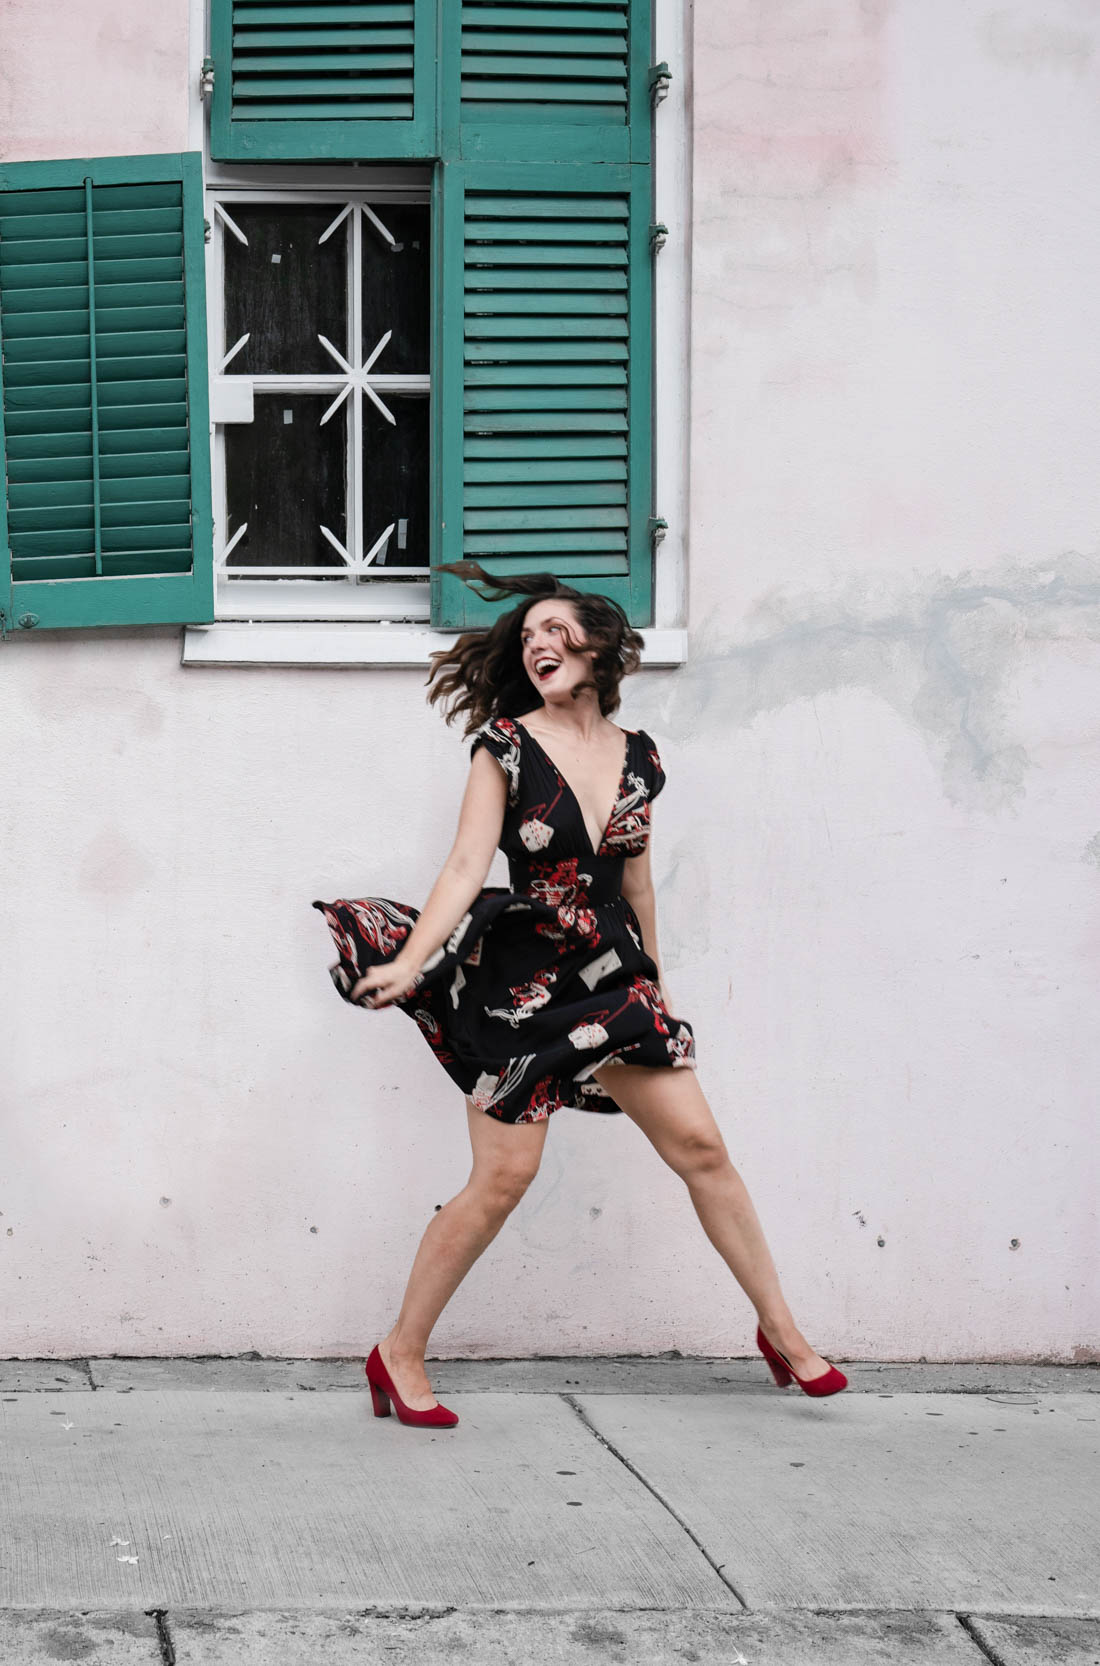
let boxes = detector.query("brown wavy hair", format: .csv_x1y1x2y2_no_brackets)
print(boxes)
426,560,645,735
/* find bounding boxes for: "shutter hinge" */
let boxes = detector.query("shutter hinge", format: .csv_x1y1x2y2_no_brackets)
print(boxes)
199,57,215,98
649,223,669,254
204,217,212,244
649,62,672,107
649,517,668,549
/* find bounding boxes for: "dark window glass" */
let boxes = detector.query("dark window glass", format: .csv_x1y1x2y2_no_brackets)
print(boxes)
361,203,430,374
363,394,429,567
225,396,347,574
224,204,348,375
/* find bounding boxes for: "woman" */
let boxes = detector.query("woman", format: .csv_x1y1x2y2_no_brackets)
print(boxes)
313,561,847,1428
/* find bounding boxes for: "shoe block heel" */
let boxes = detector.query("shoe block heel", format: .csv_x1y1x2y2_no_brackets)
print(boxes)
764,1355,793,1388
366,1374,391,1418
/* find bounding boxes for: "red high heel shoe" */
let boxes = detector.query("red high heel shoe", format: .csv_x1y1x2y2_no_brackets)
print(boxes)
365,1344,459,1428
757,1325,848,1397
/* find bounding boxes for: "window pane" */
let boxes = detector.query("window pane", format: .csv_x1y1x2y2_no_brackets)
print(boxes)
224,204,348,375
226,396,347,573
363,394,429,567
361,203,430,374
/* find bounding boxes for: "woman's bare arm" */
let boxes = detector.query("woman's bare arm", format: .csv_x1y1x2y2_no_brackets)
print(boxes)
620,840,672,1005
351,747,508,1006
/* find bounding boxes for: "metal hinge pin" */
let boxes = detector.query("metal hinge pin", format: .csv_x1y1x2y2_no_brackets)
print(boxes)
649,62,672,107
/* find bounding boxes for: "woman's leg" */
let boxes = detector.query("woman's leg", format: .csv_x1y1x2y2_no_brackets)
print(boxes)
590,1061,833,1380
378,1099,549,1409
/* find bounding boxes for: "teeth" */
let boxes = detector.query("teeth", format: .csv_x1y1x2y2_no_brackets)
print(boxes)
536,659,560,675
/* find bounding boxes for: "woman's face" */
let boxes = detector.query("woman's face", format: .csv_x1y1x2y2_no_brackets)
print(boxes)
520,598,592,702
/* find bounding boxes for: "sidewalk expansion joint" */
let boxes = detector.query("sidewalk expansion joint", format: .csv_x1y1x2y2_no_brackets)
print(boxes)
352,1607,458,1621
957,1614,1009,1666
146,1609,175,1666
561,1393,749,1610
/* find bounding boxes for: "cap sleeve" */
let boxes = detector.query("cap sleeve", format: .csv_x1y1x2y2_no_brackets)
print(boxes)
470,717,522,809
636,729,667,800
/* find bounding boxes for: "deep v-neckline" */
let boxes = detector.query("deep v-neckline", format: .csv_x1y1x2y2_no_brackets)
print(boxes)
515,720,632,859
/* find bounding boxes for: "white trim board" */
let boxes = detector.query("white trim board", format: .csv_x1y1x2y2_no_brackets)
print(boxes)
181,623,688,668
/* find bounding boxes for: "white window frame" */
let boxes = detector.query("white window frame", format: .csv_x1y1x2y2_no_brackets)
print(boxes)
182,0,691,668
207,179,434,622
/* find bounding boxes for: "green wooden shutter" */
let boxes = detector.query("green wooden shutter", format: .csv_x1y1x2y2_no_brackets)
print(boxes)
443,0,652,163
0,153,212,634
209,0,437,160
432,161,652,630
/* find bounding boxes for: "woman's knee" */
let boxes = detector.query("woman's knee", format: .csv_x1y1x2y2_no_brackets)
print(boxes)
472,1158,540,1214
665,1128,730,1182
465,1097,547,1212
468,1132,545,1211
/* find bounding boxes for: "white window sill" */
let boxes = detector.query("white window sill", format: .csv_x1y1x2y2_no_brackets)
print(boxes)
181,622,689,668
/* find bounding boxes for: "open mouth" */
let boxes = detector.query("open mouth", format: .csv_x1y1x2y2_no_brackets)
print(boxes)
534,658,561,682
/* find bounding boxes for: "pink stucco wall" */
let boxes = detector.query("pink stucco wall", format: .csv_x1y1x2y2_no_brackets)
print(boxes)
2,0,1098,1360
0,0,190,161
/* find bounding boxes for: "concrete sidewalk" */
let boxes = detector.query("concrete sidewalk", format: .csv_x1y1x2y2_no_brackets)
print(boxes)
1,1357,1098,1664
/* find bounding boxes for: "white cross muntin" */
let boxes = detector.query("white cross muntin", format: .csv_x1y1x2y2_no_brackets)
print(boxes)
317,329,397,427
313,201,424,572
213,193,429,581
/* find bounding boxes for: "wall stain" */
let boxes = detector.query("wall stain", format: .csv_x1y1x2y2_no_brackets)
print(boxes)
983,10,1096,71
656,838,713,972
23,663,165,736
77,826,155,898
635,554,1100,812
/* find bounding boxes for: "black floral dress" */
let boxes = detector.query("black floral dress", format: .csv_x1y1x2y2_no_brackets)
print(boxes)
312,716,697,1125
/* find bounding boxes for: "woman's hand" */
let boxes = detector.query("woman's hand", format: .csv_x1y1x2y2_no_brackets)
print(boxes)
351,955,422,1008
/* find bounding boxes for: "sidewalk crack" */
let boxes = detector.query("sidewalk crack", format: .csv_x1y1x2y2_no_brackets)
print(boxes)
147,1609,175,1666
957,1614,1009,1666
562,1393,749,1609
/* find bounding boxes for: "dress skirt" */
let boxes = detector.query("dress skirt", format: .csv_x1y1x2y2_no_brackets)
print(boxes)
313,716,697,1125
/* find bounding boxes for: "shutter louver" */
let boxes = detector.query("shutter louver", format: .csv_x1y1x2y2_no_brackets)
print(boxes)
0,154,213,632
434,163,652,629
462,2,628,126
210,0,436,159
447,0,650,164
232,1,415,121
